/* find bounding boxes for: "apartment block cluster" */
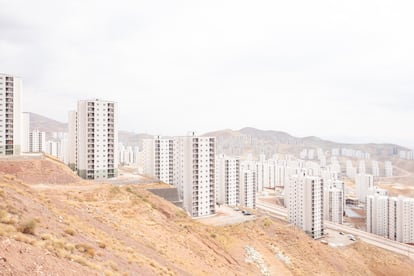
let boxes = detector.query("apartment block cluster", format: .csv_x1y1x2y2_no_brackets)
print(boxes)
237,149,344,239
366,187,414,243
20,112,68,161
118,143,140,166
345,159,393,179
331,148,371,159
399,150,414,160
143,135,217,217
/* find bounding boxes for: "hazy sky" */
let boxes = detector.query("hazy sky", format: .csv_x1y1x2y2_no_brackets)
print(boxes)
1,0,413,148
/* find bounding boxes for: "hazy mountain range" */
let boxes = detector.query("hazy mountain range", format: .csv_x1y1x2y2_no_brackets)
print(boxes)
30,112,406,159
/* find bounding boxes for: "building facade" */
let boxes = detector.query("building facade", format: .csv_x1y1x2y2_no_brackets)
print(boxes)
69,99,118,179
287,174,324,239
355,173,374,203
173,135,216,217
215,155,240,206
29,130,46,152
324,186,344,224
240,169,256,209
0,73,21,155
143,137,174,183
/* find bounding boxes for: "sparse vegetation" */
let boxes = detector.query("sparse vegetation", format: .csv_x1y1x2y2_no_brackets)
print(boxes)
17,219,37,235
64,227,76,236
98,241,107,249
75,243,95,258
106,260,119,272
1,157,414,275
263,218,273,227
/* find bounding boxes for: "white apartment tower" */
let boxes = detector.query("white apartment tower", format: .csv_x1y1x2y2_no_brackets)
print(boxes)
143,137,174,184
389,197,414,243
70,99,118,179
173,135,216,217
385,161,393,177
371,160,380,177
29,130,46,152
287,174,324,239
240,169,256,208
21,112,30,152
366,193,389,238
358,160,366,174
324,181,344,224
355,173,374,203
216,155,240,206
0,74,21,155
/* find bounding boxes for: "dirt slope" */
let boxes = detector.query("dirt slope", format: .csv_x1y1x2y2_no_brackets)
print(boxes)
0,158,414,275
0,155,82,185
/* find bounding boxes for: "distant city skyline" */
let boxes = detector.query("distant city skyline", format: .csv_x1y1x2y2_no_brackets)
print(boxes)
1,1,413,148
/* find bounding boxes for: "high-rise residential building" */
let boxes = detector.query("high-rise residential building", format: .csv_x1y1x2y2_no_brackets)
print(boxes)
324,187,343,224
371,160,380,177
46,140,59,157
143,137,174,183
119,143,139,166
367,194,414,243
286,174,324,239
173,135,216,217
68,99,118,179
366,192,389,238
0,73,21,155
240,169,256,208
216,155,240,206
46,134,67,162
355,173,374,203
385,161,393,177
29,130,46,152
358,160,366,174
324,179,344,224
346,160,357,179
21,112,30,153
389,196,414,243
308,149,315,160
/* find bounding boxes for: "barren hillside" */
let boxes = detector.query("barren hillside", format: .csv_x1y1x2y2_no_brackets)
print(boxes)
1,158,414,275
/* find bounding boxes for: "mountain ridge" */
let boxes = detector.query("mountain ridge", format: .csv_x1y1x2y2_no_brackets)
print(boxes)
28,113,408,156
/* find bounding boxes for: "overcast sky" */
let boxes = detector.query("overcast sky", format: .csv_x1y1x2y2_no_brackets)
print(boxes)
1,0,413,148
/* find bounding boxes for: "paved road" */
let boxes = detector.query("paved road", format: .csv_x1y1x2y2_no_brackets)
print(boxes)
257,200,414,260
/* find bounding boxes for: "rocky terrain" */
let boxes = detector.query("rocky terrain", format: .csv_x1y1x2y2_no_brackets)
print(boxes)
0,156,414,275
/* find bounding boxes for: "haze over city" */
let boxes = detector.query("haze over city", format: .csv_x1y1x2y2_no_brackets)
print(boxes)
1,0,413,147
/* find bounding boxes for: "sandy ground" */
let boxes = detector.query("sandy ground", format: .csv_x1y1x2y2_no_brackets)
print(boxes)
196,206,256,226
1,157,414,275
324,229,356,247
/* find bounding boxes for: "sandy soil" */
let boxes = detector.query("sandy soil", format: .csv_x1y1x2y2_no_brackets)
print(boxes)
0,157,414,275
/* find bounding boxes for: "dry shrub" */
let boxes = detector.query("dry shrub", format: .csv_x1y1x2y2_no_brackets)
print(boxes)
17,219,37,235
98,241,106,249
76,243,95,258
64,228,76,236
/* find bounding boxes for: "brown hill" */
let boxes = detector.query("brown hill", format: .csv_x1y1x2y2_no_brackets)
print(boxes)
204,127,407,159
0,157,413,275
0,155,82,185
29,112,68,133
